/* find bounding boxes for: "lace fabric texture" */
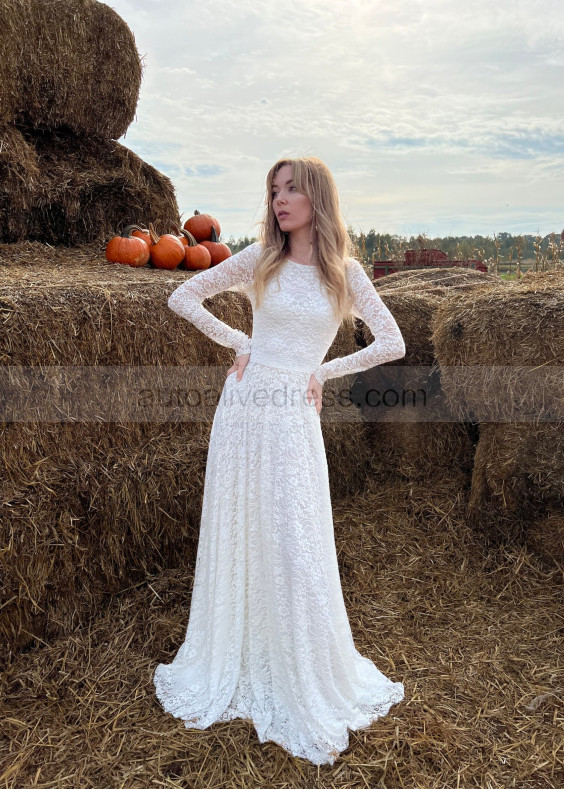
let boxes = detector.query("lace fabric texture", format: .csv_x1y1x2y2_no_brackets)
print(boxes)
166,241,406,384
154,244,406,765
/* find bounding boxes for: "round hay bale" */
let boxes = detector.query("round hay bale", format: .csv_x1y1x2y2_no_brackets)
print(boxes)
521,268,564,289
374,266,500,294
352,291,443,411
0,0,142,139
431,279,564,422
348,290,476,485
0,129,179,244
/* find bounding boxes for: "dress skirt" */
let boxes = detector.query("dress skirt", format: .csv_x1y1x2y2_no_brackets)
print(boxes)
153,359,404,765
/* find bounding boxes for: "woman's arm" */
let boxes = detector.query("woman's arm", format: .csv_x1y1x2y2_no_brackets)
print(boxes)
167,241,261,356
312,259,406,386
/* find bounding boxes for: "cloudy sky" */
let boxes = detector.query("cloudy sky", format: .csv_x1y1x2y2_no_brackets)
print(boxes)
110,0,564,241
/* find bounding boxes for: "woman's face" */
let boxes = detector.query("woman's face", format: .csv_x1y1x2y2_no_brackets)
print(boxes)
271,164,313,235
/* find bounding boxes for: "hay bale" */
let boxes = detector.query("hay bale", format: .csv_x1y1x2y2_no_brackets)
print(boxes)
431,279,564,422
0,129,179,244
0,0,142,139
467,422,564,556
0,420,212,666
521,268,564,288
363,392,475,486
374,266,500,296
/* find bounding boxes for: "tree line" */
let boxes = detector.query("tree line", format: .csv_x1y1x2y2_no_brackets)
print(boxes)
225,229,564,266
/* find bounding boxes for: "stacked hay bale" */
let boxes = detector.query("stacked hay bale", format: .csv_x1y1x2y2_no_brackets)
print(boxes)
351,268,502,484
431,278,564,566
0,0,178,243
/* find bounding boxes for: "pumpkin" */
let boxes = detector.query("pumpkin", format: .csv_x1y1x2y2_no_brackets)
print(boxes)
200,226,232,266
170,222,195,248
183,209,221,242
105,227,150,267
169,223,212,270
147,222,185,270
129,224,152,246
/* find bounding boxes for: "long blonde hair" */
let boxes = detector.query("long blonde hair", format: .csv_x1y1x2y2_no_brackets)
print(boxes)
250,156,357,326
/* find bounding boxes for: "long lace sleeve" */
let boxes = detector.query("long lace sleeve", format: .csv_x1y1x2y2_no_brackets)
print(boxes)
312,259,406,386
167,241,261,356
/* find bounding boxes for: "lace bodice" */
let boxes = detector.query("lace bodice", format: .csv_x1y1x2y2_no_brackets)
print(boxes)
167,241,406,385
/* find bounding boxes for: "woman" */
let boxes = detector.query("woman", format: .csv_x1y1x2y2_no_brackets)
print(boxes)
153,156,406,765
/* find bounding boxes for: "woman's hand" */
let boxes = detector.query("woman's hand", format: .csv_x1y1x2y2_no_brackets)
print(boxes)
307,373,323,415
226,352,250,382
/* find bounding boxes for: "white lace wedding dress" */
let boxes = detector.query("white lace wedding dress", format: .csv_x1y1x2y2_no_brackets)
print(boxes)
153,242,406,765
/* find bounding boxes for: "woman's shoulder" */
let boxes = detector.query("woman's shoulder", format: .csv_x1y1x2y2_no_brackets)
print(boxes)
344,256,363,275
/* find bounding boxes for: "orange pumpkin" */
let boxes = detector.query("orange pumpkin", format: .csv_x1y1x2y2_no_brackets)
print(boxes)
184,241,212,271
148,223,185,270
200,240,231,266
170,223,195,248
200,227,231,266
128,224,151,246
183,209,221,242
105,227,150,267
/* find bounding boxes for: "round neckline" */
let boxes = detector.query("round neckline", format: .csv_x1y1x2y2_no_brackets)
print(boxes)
287,259,318,269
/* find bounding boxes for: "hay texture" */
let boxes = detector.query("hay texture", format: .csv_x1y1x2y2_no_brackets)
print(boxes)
431,277,563,423
0,128,179,244
374,266,499,298
0,420,211,666
1,478,561,787
0,0,142,138
431,277,564,563
0,0,180,243
467,421,564,558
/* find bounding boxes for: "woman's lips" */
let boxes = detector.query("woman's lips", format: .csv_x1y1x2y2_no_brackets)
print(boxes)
278,212,289,218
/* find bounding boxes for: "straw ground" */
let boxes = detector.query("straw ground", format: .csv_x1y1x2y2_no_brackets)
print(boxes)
1,476,562,787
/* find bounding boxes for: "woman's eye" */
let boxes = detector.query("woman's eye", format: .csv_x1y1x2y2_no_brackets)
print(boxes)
271,186,296,198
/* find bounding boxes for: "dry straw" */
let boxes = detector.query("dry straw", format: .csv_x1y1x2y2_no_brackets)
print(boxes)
431,277,563,562
373,265,499,298
467,421,563,558
0,130,179,244
1,476,562,787
431,277,563,423
0,0,142,138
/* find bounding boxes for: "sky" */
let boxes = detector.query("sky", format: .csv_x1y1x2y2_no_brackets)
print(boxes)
109,0,564,241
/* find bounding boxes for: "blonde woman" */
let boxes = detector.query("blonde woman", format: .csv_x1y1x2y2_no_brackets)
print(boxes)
154,156,406,765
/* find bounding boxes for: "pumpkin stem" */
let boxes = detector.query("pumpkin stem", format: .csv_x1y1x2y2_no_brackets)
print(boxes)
211,225,219,243
194,209,200,216
180,228,198,246
148,222,159,245
122,224,145,237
